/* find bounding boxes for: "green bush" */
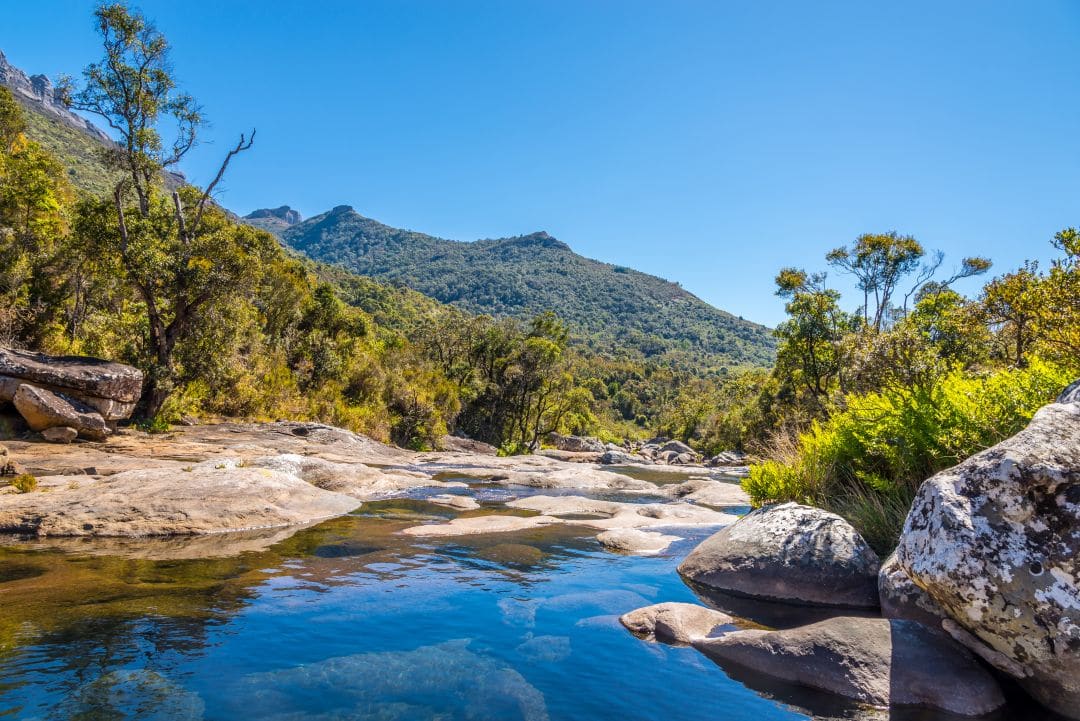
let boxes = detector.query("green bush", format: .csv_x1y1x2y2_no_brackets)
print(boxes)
11,474,37,493
744,358,1073,553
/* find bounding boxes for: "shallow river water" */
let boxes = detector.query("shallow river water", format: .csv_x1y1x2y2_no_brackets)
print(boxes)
0,487,1059,720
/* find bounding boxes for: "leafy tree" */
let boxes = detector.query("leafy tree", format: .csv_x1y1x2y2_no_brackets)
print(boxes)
827,232,925,330
772,268,857,401
63,3,257,416
982,262,1042,368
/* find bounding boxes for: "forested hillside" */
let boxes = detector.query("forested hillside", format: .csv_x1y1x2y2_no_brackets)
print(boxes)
271,205,776,369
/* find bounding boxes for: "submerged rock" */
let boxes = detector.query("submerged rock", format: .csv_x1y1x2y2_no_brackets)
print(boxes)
694,617,1004,716
678,502,881,609
897,397,1080,718
620,602,733,644
230,639,549,721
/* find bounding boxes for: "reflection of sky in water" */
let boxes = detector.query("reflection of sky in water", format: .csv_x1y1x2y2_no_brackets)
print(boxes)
0,502,1047,721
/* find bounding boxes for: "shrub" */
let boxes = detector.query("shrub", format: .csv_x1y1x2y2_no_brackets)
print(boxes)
744,358,1073,553
11,473,37,493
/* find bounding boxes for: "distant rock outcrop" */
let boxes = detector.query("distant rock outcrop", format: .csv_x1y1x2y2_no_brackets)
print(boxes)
0,48,109,141
243,206,303,236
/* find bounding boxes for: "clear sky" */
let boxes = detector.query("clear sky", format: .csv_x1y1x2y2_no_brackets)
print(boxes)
5,1,1079,326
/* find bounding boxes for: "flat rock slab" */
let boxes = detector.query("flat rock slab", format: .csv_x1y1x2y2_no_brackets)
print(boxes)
678,502,881,609
596,528,680,555
694,617,1005,716
0,465,361,537
661,478,750,508
620,602,734,644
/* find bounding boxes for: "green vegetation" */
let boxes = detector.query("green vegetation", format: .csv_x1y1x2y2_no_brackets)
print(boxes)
739,231,1080,553
17,97,119,198
10,473,37,493
278,206,777,369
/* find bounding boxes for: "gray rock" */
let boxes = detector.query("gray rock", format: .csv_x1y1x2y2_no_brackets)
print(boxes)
41,426,78,444
599,450,636,465
546,433,605,453
1058,378,1080,404
660,440,695,456
897,399,1080,718
878,551,946,628
13,384,110,441
620,602,733,644
678,502,881,608
693,617,1004,716
709,451,748,467
671,452,695,465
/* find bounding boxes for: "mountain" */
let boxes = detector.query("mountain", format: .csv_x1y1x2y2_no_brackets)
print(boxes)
244,206,303,235
0,48,186,197
272,205,776,368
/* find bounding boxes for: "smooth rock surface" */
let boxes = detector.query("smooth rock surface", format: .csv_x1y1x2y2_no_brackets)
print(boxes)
661,478,750,508
596,528,680,555
13,384,110,441
897,399,1080,717
678,502,881,608
620,602,733,644
0,465,361,537
693,617,1005,716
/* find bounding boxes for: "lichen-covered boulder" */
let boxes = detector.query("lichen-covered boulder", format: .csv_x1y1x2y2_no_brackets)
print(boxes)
693,617,1004,716
13,384,110,441
896,398,1080,718
0,347,142,420
878,551,946,628
620,602,733,644
678,502,881,608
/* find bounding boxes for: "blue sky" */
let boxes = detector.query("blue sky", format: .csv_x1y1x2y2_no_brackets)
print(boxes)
5,1,1079,326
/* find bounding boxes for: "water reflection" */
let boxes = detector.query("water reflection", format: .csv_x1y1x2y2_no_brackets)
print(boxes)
0,500,1058,721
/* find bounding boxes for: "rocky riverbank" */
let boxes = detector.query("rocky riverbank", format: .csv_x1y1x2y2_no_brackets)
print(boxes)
0,419,750,559
619,382,1080,719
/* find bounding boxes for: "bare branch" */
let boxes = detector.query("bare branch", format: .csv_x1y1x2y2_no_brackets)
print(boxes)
191,129,256,234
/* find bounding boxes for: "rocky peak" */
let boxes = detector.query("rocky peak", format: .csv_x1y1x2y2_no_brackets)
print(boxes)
0,48,110,142
244,206,302,226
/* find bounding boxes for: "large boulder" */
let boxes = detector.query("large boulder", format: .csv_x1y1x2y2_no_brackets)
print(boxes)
13,384,110,441
678,502,881,608
896,396,1080,718
620,602,733,644
693,617,1004,716
877,551,946,628
599,449,636,465
0,348,142,420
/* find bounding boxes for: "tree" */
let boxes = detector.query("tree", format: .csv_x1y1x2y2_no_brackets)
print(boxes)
0,87,75,347
827,232,924,331
982,263,1042,368
772,268,857,401
63,3,256,416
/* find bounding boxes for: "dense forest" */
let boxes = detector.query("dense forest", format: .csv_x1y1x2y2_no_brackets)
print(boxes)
2,4,1077,555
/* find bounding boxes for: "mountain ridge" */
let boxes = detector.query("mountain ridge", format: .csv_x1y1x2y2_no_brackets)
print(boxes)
269,205,776,368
